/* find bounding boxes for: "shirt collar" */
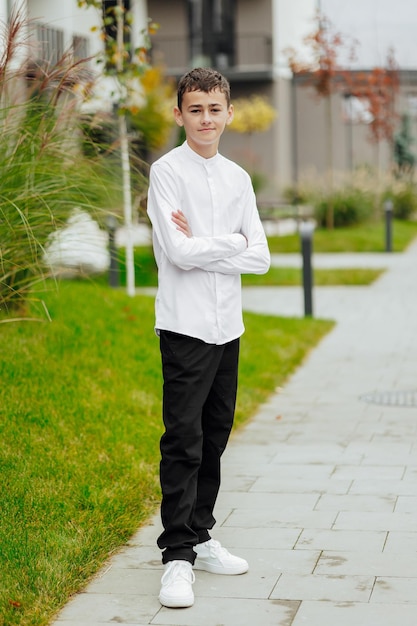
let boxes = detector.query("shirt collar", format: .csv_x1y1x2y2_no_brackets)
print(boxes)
182,140,220,165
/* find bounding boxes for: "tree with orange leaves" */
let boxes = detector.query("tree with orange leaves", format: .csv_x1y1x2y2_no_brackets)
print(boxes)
348,50,399,171
285,12,357,228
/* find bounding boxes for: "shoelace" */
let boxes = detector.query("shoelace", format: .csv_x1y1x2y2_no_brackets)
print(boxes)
161,561,195,586
206,539,230,560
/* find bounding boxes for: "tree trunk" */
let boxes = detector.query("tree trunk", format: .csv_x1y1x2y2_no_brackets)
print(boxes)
119,113,135,297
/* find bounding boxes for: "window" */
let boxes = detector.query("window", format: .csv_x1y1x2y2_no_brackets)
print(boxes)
73,35,89,62
407,94,417,118
342,95,372,124
187,0,236,68
35,23,64,66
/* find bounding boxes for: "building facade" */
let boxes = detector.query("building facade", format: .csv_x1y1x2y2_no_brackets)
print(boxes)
0,0,147,70
147,0,317,198
293,70,417,186
147,0,417,199
1,1,416,197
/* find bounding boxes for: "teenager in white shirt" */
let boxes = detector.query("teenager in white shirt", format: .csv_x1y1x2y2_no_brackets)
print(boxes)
147,67,270,609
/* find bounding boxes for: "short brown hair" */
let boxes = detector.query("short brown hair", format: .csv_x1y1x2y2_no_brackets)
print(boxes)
177,67,231,110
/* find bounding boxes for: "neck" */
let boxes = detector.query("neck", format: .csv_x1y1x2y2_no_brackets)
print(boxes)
186,140,218,159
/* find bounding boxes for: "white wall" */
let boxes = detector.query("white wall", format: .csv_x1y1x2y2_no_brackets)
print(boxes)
0,0,8,23
0,0,148,85
131,0,148,50
0,0,28,66
27,0,102,56
22,1,148,66
0,0,25,22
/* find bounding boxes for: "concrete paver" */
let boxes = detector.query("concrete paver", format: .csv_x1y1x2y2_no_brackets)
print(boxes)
52,242,417,625
291,601,417,626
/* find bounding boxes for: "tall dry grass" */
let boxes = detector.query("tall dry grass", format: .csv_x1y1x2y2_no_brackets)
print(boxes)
0,9,122,314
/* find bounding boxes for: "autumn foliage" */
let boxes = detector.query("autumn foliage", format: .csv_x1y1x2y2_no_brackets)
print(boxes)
228,95,277,134
284,12,357,99
285,12,399,147
348,50,399,145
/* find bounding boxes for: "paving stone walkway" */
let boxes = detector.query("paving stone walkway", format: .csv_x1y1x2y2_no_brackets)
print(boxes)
53,242,417,626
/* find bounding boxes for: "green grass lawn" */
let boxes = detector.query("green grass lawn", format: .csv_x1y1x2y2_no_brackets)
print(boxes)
0,280,333,626
267,219,417,253
242,266,383,286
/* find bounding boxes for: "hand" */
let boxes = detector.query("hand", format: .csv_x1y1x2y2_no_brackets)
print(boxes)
172,210,192,238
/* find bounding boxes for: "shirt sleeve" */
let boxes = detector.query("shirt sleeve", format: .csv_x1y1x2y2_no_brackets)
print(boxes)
202,184,271,275
147,162,247,271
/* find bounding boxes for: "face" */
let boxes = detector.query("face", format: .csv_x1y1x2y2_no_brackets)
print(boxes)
174,89,234,158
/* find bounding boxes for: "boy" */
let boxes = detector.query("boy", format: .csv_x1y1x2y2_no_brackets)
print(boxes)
147,67,270,608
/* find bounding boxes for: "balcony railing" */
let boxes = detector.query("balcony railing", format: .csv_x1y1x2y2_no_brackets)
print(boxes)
151,33,272,77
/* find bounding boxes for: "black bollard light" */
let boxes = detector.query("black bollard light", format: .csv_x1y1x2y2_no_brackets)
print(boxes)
384,199,393,253
300,221,314,317
106,214,119,288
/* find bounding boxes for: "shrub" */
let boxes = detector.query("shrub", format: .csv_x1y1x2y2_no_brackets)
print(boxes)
388,184,417,220
282,185,310,206
251,171,268,195
314,188,374,228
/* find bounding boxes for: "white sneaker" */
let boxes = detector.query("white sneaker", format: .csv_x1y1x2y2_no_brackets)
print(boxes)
159,560,195,608
194,539,249,575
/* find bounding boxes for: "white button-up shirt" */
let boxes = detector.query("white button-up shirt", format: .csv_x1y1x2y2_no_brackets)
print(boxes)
147,141,270,345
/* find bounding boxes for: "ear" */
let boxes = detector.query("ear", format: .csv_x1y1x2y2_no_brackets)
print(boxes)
226,103,234,126
174,106,184,127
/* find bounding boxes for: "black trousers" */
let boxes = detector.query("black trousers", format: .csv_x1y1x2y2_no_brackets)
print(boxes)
158,330,239,564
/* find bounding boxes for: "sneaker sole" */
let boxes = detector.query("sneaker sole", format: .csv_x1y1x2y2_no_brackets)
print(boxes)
159,592,194,608
193,558,249,575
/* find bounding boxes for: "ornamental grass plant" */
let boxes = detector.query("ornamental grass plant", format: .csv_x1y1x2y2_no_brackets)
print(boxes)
0,11,124,315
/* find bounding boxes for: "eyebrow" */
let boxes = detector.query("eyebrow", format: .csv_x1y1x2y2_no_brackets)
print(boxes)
187,102,224,109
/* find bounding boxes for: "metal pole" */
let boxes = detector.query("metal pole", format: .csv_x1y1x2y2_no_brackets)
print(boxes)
106,215,119,288
116,0,135,296
300,221,314,317
291,75,299,188
384,199,393,252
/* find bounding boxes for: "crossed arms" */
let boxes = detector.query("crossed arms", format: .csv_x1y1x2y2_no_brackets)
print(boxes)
147,166,270,276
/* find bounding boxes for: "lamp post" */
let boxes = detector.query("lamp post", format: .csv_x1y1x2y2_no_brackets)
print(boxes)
384,199,393,252
106,214,119,288
300,221,314,317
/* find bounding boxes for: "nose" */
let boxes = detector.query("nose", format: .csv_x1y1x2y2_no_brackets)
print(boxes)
201,109,211,124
